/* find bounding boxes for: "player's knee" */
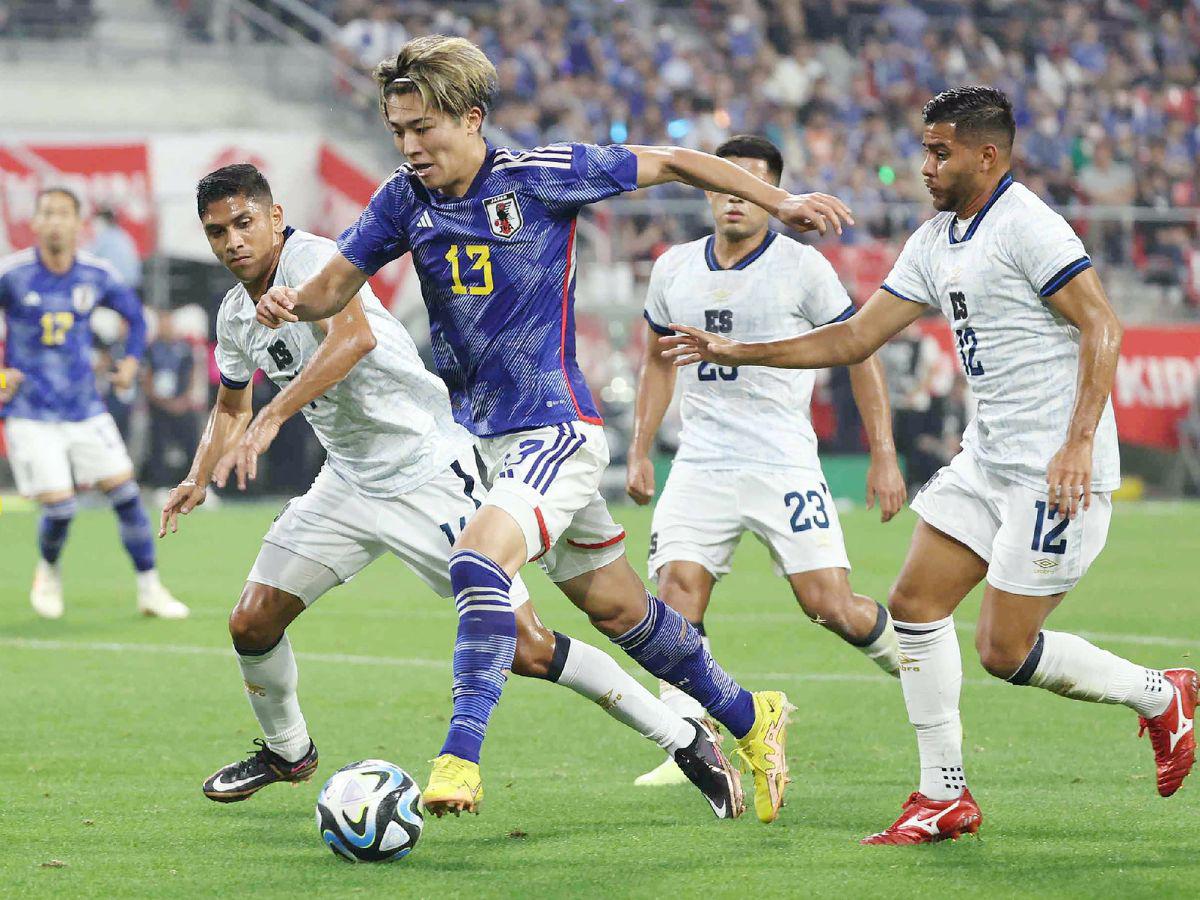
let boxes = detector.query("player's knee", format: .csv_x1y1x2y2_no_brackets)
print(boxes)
656,569,708,623
228,583,290,653
887,579,928,622
975,632,1029,680
511,621,556,679
794,584,853,632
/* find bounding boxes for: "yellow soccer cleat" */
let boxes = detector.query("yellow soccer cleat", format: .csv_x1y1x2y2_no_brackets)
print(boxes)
423,754,483,817
733,691,795,823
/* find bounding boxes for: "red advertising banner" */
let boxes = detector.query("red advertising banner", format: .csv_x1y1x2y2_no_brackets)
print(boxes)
0,143,155,257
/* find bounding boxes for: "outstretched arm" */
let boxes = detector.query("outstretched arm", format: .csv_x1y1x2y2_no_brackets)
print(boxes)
847,355,906,522
216,295,377,490
159,383,252,536
661,287,924,370
629,146,854,236
626,322,677,505
256,252,368,327
1043,268,1123,519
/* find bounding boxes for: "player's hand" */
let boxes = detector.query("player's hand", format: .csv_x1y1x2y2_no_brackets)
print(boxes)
214,414,281,491
775,193,855,236
659,324,744,367
626,454,656,505
866,451,907,523
110,356,139,391
0,367,24,403
159,480,207,537
257,286,300,329
1046,437,1093,520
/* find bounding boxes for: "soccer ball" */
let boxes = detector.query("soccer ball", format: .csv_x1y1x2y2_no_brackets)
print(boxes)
315,759,424,863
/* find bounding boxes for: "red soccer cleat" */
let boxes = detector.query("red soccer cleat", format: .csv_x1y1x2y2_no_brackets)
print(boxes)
860,788,982,845
1138,668,1198,798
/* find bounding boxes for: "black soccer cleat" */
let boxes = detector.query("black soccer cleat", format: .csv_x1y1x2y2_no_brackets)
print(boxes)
673,717,745,819
202,739,318,803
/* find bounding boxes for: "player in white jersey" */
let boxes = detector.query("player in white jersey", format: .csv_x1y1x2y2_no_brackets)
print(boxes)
163,164,741,815
662,88,1196,842
627,136,907,787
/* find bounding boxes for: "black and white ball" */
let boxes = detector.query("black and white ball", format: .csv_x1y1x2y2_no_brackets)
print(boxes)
315,759,424,862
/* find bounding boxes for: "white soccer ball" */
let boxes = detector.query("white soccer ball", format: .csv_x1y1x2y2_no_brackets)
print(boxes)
315,759,424,863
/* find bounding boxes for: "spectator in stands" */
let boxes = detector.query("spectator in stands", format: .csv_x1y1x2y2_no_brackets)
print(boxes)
88,207,143,291
142,310,201,487
337,0,408,72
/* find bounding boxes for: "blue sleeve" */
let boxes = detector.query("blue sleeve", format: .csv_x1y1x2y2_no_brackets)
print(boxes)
100,275,147,360
531,143,639,216
0,272,10,310
337,173,412,276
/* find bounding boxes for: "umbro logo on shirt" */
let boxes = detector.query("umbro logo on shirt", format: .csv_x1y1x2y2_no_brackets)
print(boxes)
416,211,434,229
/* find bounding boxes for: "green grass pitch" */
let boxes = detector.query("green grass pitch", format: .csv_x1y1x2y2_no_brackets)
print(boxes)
1,499,1197,897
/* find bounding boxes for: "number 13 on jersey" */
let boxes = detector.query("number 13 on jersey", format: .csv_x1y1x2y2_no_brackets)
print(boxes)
445,244,494,296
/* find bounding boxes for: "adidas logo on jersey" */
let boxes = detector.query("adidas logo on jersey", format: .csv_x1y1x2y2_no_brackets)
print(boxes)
416,211,434,229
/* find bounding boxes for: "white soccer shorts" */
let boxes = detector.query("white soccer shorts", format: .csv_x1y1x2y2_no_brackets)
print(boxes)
475,420,627,583
248,454,531,608
647,463,851,581
4,413,134,497
910,448,1112,597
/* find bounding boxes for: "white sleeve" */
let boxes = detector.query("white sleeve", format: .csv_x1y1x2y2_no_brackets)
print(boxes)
279,237,337,289
797,247,855,326
641,252,674,335
1003,210,1092,299
882,227,937,306
214,306,254,389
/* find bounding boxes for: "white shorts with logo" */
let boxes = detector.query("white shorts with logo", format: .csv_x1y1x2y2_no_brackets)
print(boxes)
647,463,851,581
911,448,1113,597
4,414,134,497
475,420,627,583
248,454,531,608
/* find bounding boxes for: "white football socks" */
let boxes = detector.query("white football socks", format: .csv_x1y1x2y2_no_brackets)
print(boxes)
895,616,966,801
236,635,311,762
853,602,901,677
554,636,695,753
1022,631,1173,718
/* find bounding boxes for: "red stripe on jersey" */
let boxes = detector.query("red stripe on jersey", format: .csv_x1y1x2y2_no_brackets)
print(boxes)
529,506,552,562
560,218,603,426
566,530,626,550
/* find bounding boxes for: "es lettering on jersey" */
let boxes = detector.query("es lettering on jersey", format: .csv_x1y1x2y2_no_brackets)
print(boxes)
337,141,639,437
644,231,855,471
881,173,1119,491
0,248,146,422
214,228,471,499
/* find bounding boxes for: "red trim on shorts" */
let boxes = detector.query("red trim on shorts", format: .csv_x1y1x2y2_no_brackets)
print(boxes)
529,506,552,561
560,218,603,427
566,530,626,550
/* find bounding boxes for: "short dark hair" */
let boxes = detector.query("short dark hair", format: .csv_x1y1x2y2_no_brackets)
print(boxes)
714,135,784,185
196,164,273,218
922,86,1015,150
36,186,81,214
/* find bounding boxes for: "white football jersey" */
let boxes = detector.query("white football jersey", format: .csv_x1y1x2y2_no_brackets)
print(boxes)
882,175,1120,491
644,231,855,471
215,229,472,498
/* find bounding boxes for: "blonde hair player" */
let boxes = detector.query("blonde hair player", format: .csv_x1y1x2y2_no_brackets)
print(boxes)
255,34,855,823
663,86,1196,844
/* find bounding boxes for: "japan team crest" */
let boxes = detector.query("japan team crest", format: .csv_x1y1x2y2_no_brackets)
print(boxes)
72,284,97,314
483,191,523,239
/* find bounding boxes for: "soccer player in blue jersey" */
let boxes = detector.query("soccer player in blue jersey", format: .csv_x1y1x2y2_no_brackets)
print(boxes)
0,187,186,620
255,35,853,823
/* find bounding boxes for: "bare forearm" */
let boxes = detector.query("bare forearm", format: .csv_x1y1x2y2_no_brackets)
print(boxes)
848,355,898,456
292,257,369,323
188,404,251,483
1068,318,1123,442
631,354,676,458
734,321,873,370
663,148,788,215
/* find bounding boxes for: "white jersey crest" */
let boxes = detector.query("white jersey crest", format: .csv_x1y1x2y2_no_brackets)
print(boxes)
882,176,1120,491
644,231,855,471
214,229,471,498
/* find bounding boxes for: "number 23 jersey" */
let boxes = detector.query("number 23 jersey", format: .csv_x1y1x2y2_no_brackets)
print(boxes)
214,228,470,499
881,175,1120,492
337,141,639,438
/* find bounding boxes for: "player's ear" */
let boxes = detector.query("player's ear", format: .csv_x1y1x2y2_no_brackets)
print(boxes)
979,142,998,173
464,106,484,136
271,203,285,233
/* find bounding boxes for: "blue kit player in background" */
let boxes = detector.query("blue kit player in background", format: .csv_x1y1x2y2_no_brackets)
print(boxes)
256,35,854,823
0,187,187,620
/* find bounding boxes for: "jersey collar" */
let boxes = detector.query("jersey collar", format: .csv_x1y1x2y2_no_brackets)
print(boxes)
704,230,777,271
947,172,1013,245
